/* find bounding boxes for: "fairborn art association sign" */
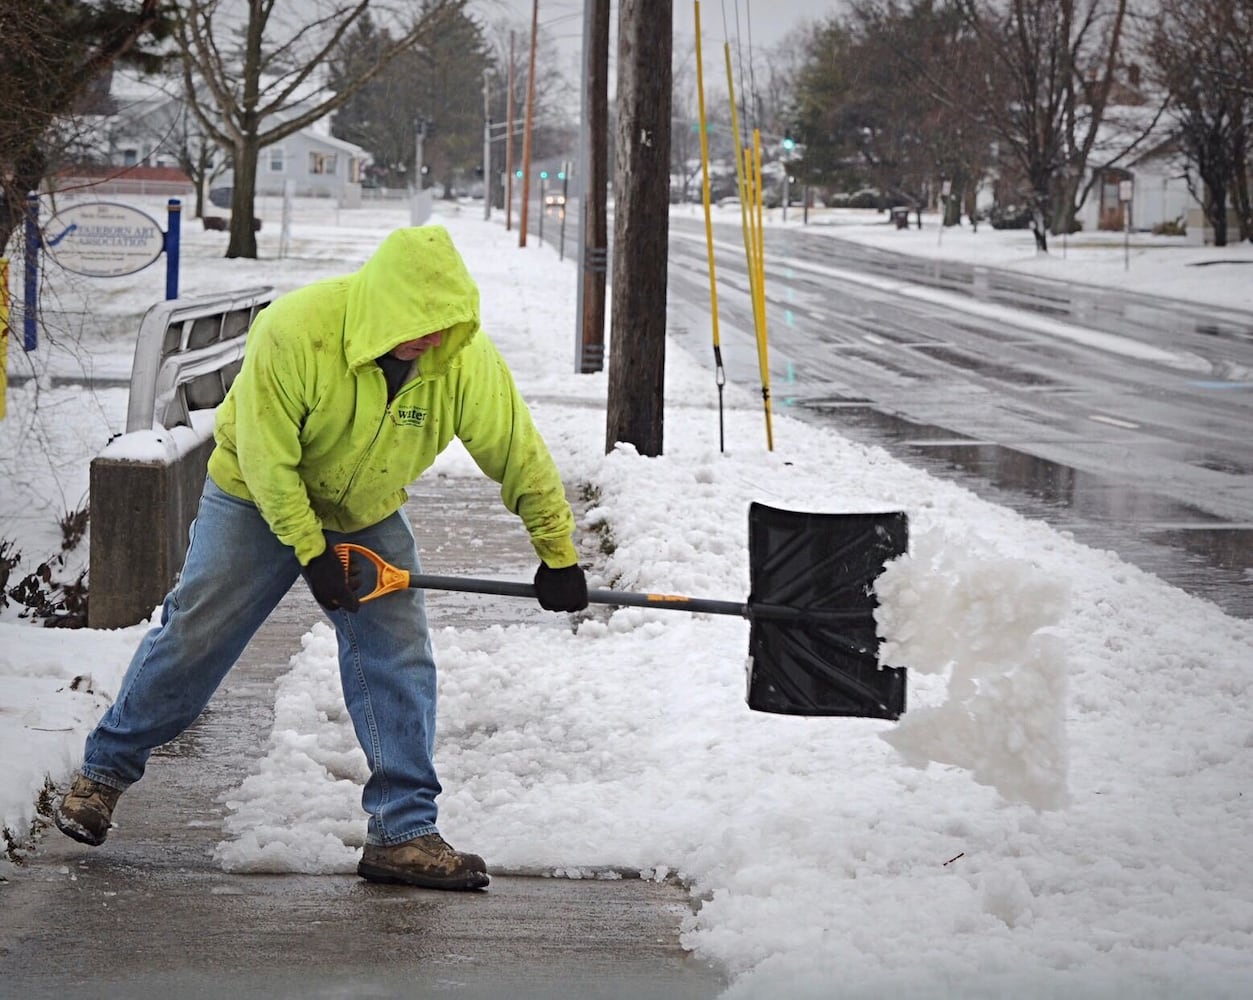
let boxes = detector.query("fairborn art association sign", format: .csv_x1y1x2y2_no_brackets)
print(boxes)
16,197,183,350
42,201,167,278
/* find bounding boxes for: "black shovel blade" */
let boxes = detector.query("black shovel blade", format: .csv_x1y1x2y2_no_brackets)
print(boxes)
745,503,908,719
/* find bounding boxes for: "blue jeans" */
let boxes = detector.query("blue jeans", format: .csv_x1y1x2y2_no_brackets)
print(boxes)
82,477,442,846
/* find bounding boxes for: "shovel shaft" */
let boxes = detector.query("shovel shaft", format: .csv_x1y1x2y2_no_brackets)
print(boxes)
340,545,869,626
409,574,749,618
408,575,866,627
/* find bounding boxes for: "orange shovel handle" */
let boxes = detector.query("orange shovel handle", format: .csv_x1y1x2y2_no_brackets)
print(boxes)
334,543,412,603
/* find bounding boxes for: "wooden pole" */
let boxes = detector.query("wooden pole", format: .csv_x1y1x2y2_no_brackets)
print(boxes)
575,0,610,373
505,31,515,232
519,0,539,248
605,0,672,455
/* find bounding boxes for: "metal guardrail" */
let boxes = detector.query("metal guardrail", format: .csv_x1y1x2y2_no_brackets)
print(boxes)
126,286,275,432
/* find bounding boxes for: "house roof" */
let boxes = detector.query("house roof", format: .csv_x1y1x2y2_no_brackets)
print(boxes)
297,130,367,156
57,164,193,184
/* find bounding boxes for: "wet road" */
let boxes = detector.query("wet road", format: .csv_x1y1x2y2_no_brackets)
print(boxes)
666,215,1253,618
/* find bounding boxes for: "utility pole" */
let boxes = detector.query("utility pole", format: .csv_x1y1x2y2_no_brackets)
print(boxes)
605,0,672,455
413,116,427,189
575,0,610,373
482,69,491,221
519,0,539,248
506,31,516,231
410,116,428,226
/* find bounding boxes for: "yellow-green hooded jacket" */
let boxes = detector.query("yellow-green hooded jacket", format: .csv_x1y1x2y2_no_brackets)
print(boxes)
206,225,578,569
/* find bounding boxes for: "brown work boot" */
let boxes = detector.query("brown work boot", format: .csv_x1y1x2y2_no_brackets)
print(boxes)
358,833,490,891
54,774,124,846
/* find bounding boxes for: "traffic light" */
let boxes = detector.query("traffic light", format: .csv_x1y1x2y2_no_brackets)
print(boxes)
782,134,795,151
540,170,549,179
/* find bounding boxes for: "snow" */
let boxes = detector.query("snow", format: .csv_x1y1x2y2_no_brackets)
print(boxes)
98,412,216,461
2,197,1252,998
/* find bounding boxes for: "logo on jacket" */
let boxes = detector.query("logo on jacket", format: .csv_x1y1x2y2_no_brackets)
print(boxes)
393,406,429,427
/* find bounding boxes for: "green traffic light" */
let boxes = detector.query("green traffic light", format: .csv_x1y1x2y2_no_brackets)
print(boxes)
540,171,549,179
782,137,795,150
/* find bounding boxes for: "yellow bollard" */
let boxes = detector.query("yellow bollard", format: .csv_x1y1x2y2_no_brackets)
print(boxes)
0,257,9,420
723,47,774,451
693,2,727,451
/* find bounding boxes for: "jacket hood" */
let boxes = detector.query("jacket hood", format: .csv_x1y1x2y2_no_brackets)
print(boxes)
343,225,480,375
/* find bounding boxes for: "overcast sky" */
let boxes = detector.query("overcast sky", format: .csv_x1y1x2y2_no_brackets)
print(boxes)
477,0,842,68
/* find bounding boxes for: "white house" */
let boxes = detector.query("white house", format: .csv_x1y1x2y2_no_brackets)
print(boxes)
88,71,370,210
238,128,367,206
1071,94,1200,237
1076,141,1194,236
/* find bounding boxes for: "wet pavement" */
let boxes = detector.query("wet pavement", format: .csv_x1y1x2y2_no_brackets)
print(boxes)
800,398,1253,619
0,477,726,999
666,221,1253,619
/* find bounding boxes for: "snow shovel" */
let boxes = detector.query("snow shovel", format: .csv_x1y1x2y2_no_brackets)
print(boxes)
335,503,908,720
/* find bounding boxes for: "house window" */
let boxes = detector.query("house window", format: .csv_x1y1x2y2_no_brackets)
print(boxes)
348,157,362,183
268,147,285,173
309,152,338,176
122,149,139,166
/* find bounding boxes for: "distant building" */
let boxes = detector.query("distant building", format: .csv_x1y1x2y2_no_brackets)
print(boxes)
66,70,370,210
216,129,367,207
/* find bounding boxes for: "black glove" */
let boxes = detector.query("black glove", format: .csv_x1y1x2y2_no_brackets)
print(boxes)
303,546,361,613
534,562,588,613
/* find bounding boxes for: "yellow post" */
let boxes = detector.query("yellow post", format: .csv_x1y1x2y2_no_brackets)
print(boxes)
0,257,9,420
724,46,756,309
723,45,773,449
750,130,773,450
693,2,727,449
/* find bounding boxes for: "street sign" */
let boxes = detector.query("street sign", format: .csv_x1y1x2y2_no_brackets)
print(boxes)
42,201,165,278
1119,179,1133,203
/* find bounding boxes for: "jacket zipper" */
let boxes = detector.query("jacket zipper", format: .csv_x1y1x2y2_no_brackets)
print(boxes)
332,368,392,509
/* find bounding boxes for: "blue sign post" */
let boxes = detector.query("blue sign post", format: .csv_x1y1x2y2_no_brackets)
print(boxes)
165,198,181,300
24,193,38,350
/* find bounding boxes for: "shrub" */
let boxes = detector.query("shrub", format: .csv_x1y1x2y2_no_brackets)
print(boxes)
1,503,91,627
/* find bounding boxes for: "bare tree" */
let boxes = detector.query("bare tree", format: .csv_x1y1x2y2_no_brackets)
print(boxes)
0,0,169,255
785,4,991,222
174,0,457,258
670,39,702,205
1144,0,1253,245
951,0,1130,251
169,94,227,222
